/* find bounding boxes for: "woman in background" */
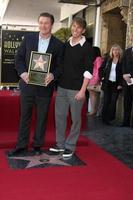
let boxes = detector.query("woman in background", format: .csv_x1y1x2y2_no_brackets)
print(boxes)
101,44,123,125
88,46,103,115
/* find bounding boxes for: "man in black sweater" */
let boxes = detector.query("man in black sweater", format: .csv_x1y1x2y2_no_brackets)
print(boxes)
50,17,93,158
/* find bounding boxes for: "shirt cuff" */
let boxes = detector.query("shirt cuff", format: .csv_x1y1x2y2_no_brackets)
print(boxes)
83,71,93,79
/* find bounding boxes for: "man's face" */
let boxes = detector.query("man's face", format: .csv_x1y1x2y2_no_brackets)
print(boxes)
71,22,85,38
38,16,53,36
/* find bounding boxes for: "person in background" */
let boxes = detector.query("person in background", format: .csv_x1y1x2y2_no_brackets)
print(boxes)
49,17,93,158
8,12,64,156
101,44,123,125
96,52,109,117
87,46,103,115
121,38,133,127
85,38,93,109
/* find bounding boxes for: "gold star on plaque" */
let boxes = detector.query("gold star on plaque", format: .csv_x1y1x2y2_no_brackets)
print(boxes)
33,55,47,71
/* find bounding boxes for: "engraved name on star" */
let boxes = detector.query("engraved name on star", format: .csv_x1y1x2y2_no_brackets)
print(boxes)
9,153,71,169
33,55,47,71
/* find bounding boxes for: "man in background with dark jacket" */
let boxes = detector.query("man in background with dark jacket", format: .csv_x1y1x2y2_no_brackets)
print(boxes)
122,44,133,127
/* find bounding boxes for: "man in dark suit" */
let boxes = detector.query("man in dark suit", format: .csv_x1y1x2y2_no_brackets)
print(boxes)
8,12,64,156
122,46,133,127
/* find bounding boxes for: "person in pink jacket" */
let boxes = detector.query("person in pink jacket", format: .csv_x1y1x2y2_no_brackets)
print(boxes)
88,47,103,115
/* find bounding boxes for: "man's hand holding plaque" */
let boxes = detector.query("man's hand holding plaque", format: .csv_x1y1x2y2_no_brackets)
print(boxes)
45,73,54,86
20,72,29,84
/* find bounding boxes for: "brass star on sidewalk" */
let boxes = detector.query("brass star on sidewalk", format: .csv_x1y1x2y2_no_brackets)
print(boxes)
9,153,71,169
33,55,47,71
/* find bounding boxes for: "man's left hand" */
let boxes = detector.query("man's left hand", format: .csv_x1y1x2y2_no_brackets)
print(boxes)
75,90,85,101
45,73,54,86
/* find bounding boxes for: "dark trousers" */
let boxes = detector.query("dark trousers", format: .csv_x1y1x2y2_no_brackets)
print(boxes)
123,85,133,126
16,93,51,149
102,81,119,122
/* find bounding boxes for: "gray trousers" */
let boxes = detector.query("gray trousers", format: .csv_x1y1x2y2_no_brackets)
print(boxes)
55,87,84,151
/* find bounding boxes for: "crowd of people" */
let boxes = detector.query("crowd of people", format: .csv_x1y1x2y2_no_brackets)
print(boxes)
7,12,133,159
87,42,133,128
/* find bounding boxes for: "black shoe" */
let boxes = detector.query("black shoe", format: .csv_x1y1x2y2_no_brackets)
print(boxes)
49,145,65,152
32,147,42,155
7,148,27,157
62,149,73,158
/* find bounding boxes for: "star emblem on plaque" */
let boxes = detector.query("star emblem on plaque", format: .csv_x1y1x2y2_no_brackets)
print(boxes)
33,55,48,71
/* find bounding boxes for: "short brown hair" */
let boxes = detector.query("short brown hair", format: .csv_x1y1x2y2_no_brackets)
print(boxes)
72,17,87,29
38,12,54,24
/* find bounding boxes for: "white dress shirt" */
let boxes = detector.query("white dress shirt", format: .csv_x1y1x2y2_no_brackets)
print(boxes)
38,35,51,53
109,62,117,82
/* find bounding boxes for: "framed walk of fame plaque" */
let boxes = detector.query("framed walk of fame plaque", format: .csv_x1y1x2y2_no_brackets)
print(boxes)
28,51,52,86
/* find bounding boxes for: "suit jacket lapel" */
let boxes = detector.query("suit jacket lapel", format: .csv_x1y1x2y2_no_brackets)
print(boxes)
108,59,112,73
105,59,111,81
35,32,39,51
116,61,120,75
31,32,39,51
46,35,54,53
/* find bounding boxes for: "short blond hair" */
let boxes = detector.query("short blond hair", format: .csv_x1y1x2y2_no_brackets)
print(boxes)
109,44,123,60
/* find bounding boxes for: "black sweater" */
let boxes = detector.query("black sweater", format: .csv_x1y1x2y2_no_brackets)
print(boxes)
58,41,93,90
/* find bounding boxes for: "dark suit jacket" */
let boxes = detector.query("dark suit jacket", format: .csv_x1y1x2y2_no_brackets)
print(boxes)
100,58,123,91
15,32,64,97
122,47,133,86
